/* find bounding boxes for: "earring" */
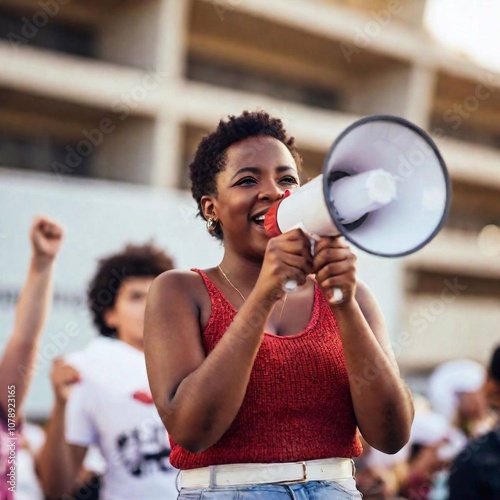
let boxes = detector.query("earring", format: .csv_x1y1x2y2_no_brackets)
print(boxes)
206,217,218,233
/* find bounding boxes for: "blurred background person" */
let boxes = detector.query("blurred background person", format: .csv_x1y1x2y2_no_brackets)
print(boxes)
399,409,466,500
0,216,64,500
36,243,178,500
427,359,492,440
354,433,409,499
448,345,500,499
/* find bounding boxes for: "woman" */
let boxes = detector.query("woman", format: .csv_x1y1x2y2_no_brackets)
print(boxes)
145,110,414,499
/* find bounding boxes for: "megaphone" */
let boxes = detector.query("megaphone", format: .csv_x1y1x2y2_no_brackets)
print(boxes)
264,115,450,300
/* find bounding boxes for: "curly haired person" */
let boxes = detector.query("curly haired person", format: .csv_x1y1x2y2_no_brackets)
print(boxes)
37,243,178,500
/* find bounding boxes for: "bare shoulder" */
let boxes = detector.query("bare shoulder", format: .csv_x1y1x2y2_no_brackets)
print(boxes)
144,269,211,340
151,269,204,290
145,270,204,336
149,269,207,305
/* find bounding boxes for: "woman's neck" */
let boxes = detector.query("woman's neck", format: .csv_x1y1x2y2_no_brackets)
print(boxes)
218,254,263,295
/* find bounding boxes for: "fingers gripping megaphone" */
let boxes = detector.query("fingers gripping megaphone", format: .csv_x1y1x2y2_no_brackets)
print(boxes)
264,115,451,303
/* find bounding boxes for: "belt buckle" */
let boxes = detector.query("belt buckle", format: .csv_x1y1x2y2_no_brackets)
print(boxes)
297,461,308,483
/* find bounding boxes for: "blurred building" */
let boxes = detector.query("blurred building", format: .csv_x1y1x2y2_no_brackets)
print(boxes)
1,0,499,398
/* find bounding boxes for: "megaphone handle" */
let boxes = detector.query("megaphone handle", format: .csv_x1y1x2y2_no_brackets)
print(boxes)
283,228,316,293
330,287,344,304
283,281,343,304
281,232,344,304
283,280,298,292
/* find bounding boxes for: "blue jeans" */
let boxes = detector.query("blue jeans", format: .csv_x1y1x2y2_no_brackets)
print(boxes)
177,479,362,499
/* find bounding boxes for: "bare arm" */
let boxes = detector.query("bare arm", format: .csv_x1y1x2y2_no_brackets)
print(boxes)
314,237,414,454
36,401,87,496
336,282,413,453
145,230,313,453
36,358,87,497
0,216,64,414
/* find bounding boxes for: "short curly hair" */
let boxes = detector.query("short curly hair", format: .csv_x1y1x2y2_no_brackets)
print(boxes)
87,242,174,337
189,110,302,240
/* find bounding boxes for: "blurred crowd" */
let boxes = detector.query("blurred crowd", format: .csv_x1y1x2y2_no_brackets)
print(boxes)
1,216,499,499
355,356,500,499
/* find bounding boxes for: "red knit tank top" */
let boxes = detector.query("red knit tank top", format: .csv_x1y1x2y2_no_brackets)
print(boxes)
169,269,362,470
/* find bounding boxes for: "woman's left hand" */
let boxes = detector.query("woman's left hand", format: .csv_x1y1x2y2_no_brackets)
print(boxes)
313,236,357,307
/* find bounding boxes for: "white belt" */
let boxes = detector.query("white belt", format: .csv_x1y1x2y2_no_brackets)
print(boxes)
179,458,355,489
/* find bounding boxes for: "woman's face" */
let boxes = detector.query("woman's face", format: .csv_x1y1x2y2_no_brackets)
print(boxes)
208,136,300,258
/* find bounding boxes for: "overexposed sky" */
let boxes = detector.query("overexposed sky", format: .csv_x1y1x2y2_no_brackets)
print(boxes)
424,0,500,71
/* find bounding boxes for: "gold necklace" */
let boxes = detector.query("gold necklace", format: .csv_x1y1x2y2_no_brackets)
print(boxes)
217,265,288,319
218,265,246,302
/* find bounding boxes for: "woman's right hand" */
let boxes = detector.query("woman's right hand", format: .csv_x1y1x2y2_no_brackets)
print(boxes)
255,228,313,302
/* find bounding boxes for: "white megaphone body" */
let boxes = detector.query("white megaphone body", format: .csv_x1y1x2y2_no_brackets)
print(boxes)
264,115,450,302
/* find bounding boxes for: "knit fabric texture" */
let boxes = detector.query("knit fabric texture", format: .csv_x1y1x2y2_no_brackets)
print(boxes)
169,269,362,470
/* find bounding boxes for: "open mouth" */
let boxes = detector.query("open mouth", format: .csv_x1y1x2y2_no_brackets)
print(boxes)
252,214,266,227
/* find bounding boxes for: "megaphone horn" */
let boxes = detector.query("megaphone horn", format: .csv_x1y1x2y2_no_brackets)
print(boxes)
264,115,451,302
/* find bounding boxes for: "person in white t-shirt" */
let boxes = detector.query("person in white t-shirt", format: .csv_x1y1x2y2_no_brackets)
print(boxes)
36,243,178,500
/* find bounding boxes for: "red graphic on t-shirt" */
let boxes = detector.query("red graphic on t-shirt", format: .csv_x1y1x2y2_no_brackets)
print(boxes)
132,390,154,404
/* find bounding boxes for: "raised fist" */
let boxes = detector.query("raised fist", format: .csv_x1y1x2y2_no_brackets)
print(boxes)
30,215,64,261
